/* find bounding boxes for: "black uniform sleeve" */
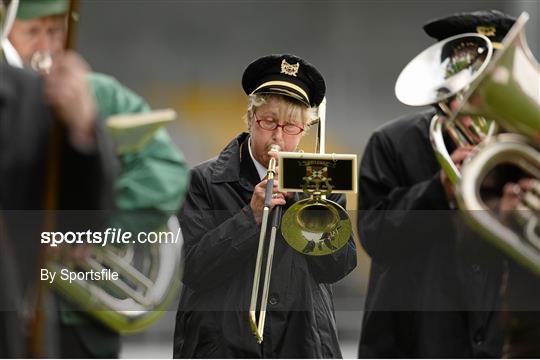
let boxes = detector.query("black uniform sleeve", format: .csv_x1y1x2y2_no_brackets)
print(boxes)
358,129,449,262
306,193,357,283
59,120,117,211
179,168,260,291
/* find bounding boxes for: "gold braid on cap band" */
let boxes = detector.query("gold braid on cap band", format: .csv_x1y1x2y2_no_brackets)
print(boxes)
269,87,304,101
252,81,309,104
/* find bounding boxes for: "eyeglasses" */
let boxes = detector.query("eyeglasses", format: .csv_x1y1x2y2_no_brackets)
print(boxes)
254,115,304,135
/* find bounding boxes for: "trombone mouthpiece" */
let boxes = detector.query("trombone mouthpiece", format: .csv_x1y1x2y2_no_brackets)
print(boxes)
266,145,280,176
269,144,281,153
30,51,53,74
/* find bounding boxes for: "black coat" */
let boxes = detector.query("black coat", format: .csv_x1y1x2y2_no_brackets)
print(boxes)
0,65,114,211
357,110,505,358
0,64,115,358
174,132,357,358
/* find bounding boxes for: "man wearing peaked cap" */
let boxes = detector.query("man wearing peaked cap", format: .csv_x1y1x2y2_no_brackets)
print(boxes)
1,0,116,357
173,54,356,358
4,0,68,66
15,0,68,19
425,10,540,359
423,10,517,49
357,10,517,358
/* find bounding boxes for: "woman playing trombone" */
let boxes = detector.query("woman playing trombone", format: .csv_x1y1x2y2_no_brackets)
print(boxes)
174,54,356,358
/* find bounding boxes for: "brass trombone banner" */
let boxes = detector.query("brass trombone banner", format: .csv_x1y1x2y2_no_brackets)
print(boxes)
278,152,357,193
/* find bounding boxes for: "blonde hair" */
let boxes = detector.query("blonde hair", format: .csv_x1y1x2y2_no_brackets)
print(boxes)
243,94,318,135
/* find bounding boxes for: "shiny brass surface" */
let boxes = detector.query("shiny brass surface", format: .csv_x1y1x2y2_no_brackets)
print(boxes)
396,12,540,276
282,195,351,256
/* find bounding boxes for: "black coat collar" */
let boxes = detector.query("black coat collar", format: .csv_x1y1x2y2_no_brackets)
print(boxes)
209,132,306,203
210,132,260,189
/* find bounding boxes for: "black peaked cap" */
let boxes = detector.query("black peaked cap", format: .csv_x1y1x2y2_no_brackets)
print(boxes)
242,54,326,107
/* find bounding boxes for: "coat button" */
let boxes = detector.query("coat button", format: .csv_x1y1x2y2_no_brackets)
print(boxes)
268,295,279,305
472,264,481,273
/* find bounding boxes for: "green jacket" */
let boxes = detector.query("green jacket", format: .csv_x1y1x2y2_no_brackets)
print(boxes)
90,72,188,214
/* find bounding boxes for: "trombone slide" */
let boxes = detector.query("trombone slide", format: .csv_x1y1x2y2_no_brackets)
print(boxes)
249,150,280,343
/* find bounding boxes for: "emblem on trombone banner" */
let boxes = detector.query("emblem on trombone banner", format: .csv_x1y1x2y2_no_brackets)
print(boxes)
303,164,333,195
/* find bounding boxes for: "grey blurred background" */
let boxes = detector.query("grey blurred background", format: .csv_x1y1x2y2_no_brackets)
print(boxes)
74,0,539,358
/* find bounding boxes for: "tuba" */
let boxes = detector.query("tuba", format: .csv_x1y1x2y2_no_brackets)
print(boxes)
2,0,182,340
395,31,497,184
43,110,184,333
248,98,355,343
47,216,183,333
395,12,540,276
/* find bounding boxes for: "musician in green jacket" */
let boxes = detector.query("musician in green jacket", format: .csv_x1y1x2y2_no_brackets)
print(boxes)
5,0,189,357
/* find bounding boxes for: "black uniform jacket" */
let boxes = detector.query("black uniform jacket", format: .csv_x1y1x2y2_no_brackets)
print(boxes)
357,110,505,358
174,132,357,358
0,64,114,211
0,64,115,358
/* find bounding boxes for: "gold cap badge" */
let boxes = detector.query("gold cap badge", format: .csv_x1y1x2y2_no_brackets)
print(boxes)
281,59,299,77
476,26,496,37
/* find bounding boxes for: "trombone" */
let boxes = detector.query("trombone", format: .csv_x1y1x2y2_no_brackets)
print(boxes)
249,144,281,344
248,98,353,343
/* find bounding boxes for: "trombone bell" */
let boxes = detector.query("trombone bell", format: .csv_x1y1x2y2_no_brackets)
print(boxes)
296,202,339,233
282,196,352,256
